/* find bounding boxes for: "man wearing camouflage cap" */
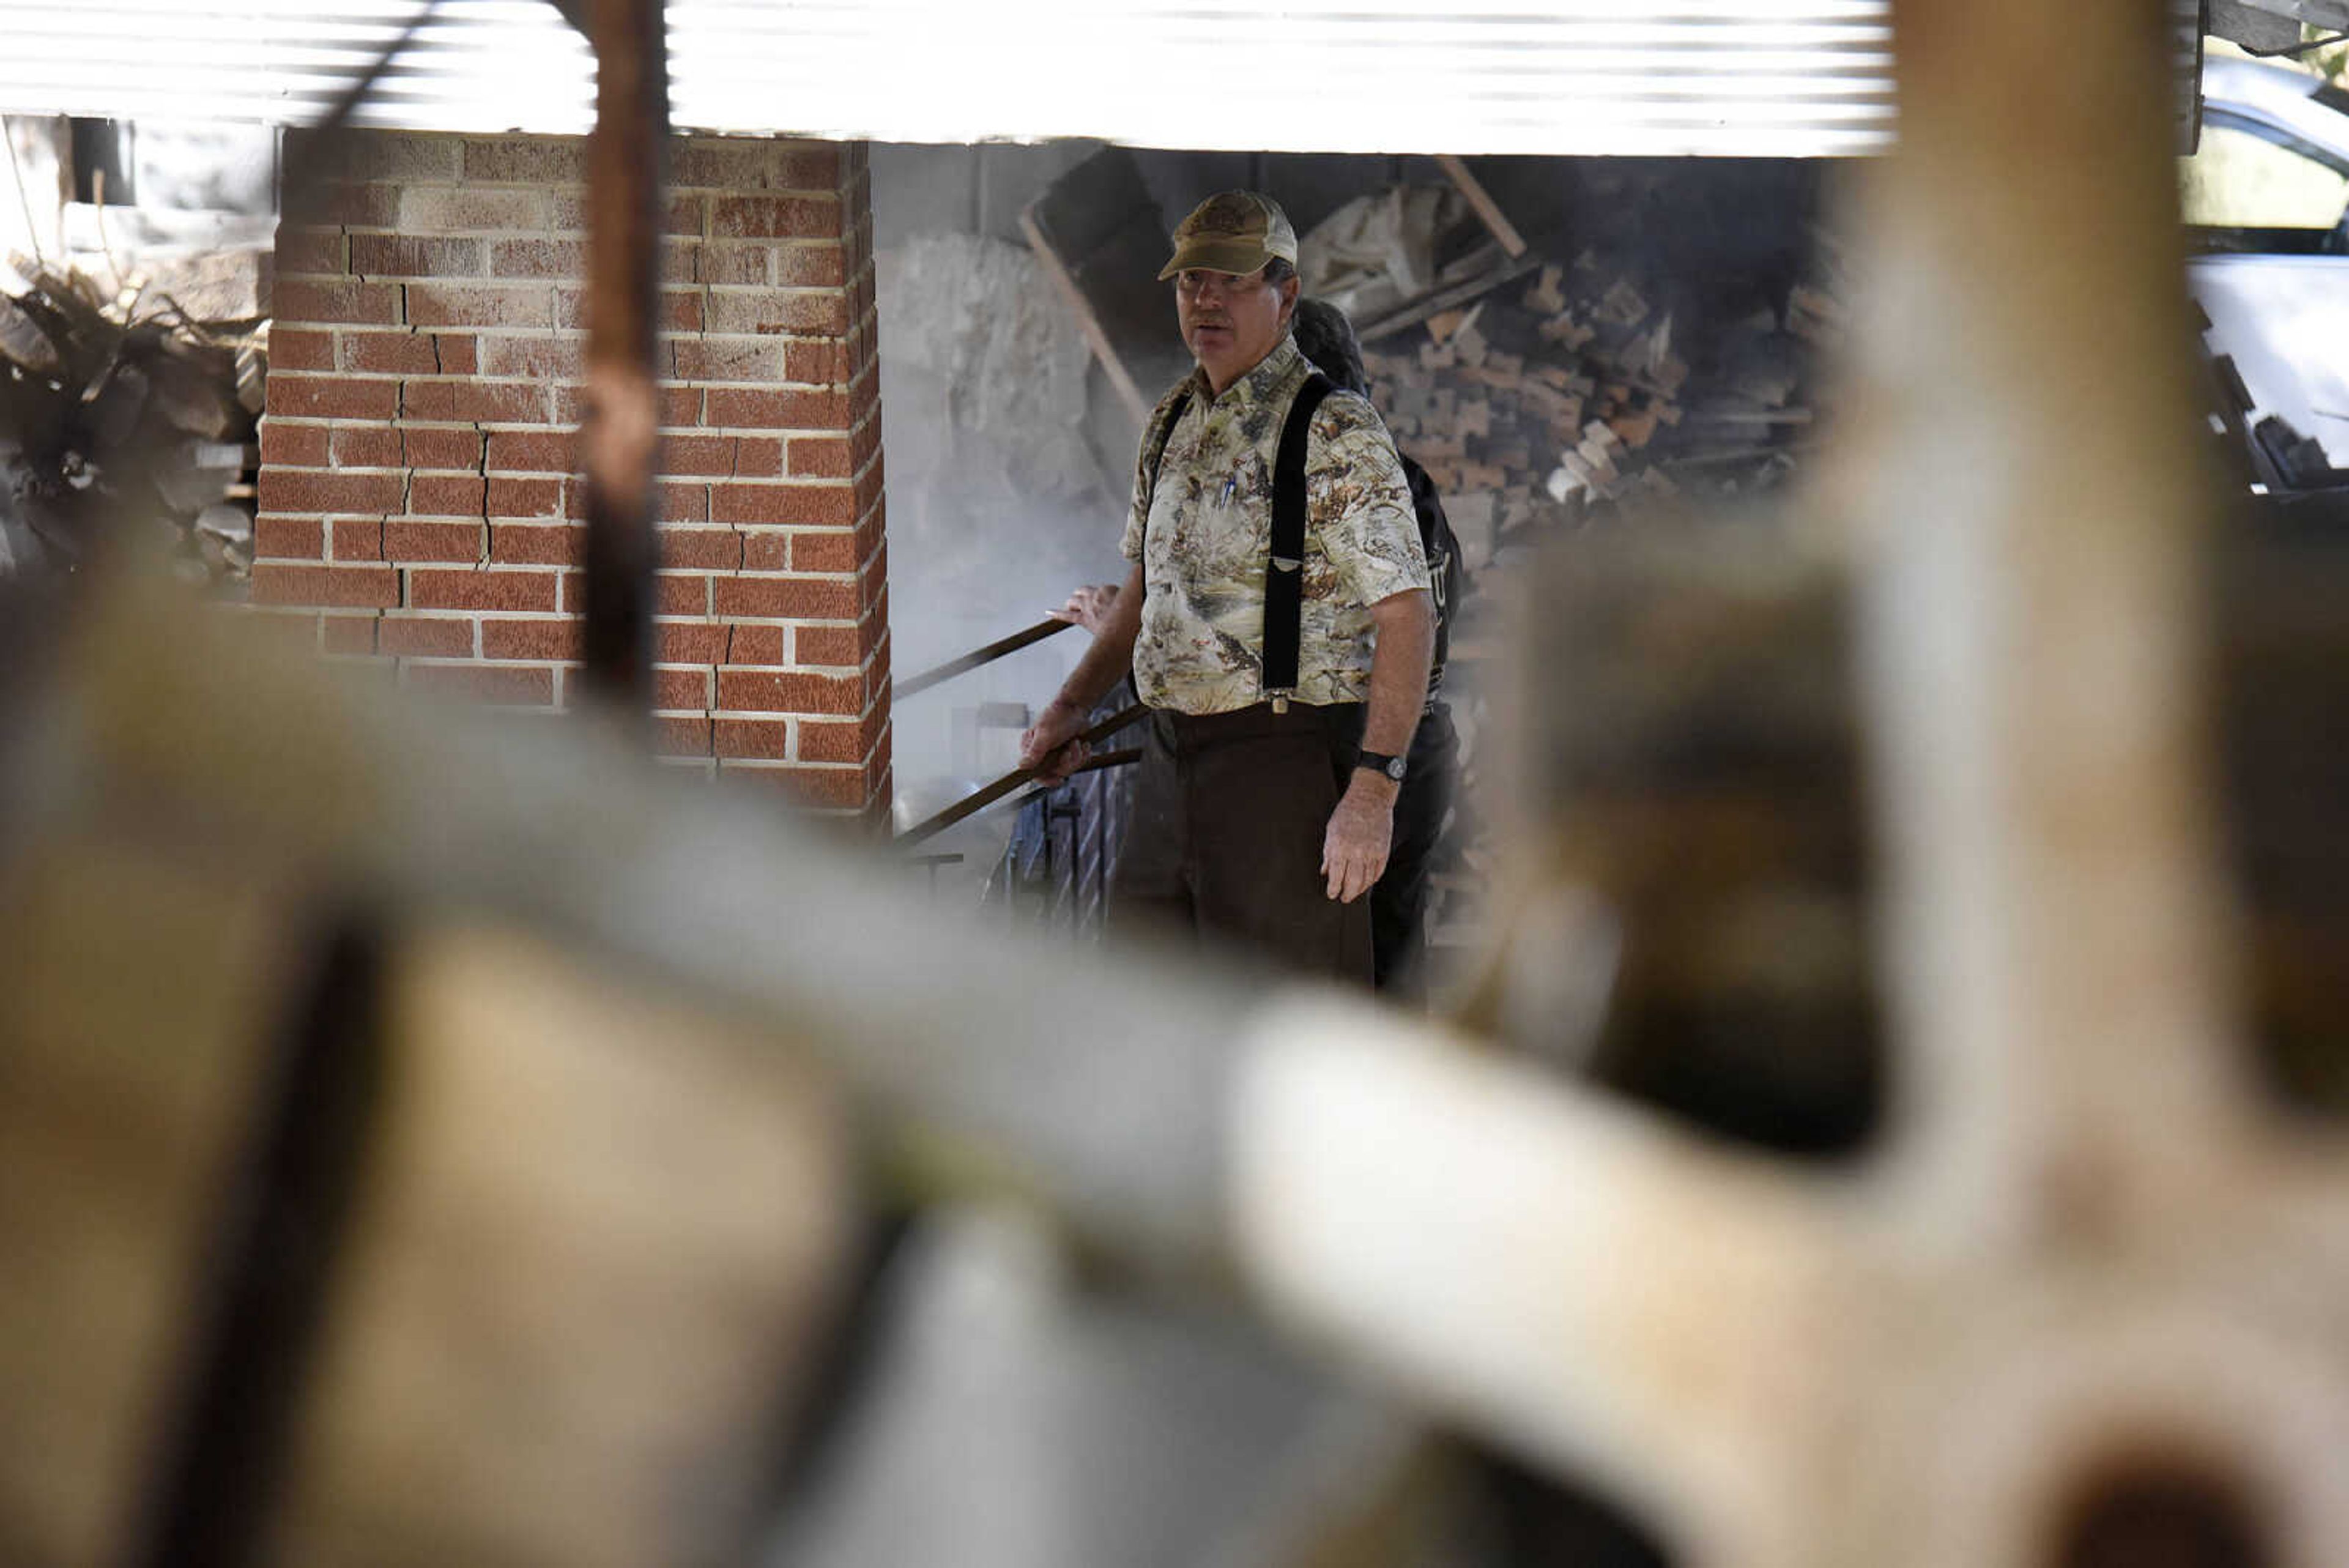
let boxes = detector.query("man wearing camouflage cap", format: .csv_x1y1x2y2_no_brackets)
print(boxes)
1019,191,1435,983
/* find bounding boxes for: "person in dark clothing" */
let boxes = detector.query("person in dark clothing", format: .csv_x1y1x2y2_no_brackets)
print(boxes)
1290,297,1462,1003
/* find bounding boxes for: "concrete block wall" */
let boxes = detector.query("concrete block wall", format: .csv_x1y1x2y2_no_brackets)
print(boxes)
253,131,889,818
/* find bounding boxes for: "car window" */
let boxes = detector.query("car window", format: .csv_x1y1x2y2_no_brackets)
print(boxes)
2180,110,2349,230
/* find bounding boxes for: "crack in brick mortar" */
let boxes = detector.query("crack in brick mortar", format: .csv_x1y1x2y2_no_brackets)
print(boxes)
473,422,489,566
357,239,390,660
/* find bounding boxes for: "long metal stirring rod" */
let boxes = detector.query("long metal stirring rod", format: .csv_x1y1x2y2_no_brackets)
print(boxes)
896,617,1077,700
896,705,1146,847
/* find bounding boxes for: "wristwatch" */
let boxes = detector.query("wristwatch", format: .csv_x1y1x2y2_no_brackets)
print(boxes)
1356,748,1407,784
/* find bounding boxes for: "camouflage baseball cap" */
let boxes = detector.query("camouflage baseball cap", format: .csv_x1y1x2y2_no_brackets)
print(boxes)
1157,191,1299,280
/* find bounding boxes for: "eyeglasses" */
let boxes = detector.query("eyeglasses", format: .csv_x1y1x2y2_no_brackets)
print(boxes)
1173,269,1272,299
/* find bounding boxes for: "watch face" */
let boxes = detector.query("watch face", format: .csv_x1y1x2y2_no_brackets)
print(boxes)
1383,757,1406,781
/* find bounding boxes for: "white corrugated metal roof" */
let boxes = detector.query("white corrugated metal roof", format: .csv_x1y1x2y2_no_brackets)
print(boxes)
3,3,595,131
675,1,1899,155
0,0,1898,155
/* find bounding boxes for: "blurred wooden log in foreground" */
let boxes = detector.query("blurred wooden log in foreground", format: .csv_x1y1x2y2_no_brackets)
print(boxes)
0,547,1261,1568
0,826,859,1568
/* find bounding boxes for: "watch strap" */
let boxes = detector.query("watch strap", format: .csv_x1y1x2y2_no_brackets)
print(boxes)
1355,748,1406,782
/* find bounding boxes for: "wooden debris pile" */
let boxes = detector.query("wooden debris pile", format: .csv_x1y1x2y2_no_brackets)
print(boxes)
1436,496,2349,1138
1482,510,1879,1148
2216,511,2349,1112
0,256,266,585
1362,228,1849,577
1397,229,1853,982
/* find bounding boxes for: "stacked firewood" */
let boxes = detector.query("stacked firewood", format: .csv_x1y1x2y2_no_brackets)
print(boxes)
1386,234,1852,983
1490,511,1879,1151
2217,511,2349,1112
1363,234,1847,577
1439,496,2349,1140
0,256,267,585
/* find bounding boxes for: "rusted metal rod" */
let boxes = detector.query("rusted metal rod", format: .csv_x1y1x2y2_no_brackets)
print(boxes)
896,705,1145,847
1000,746,1141,807
896,617,1077,700
894,748,1141,857
1056,746,1140,778
577,0,669,715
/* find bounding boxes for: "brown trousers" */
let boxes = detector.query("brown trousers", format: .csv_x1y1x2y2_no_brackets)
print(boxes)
1110,701,1371,985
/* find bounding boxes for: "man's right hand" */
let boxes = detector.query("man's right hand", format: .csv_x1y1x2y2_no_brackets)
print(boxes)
1018,696,1091,784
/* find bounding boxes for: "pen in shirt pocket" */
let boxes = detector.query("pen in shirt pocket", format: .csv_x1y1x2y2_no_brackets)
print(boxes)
1219,474,1238,506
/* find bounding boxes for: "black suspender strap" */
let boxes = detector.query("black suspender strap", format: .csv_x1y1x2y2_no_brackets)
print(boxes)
1263,371,1334,708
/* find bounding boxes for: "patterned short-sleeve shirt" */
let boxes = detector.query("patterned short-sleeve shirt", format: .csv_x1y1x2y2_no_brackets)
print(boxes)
1119,335,1430,715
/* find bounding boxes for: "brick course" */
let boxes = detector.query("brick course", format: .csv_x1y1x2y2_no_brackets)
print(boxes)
259,131,888,817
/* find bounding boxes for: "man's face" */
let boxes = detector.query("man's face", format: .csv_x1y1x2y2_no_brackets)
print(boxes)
1176,265,1299,393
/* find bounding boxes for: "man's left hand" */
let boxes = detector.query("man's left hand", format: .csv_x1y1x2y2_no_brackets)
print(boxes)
1052,583,1123,637
1321,778,1395,903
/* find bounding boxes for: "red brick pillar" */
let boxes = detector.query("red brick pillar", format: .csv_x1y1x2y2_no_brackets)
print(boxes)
255,133,889,821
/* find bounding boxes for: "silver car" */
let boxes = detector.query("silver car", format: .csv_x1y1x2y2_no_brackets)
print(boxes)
2188,56,2349,490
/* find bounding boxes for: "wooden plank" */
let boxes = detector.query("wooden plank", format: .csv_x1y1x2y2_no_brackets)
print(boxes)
1434,154,1528,259
1359,249,1544,343
1019,203,1152,429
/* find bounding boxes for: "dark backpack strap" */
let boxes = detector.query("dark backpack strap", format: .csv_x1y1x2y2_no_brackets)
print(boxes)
1398,451,1461,691
1141,390,1191,516
1264,372,1335,702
